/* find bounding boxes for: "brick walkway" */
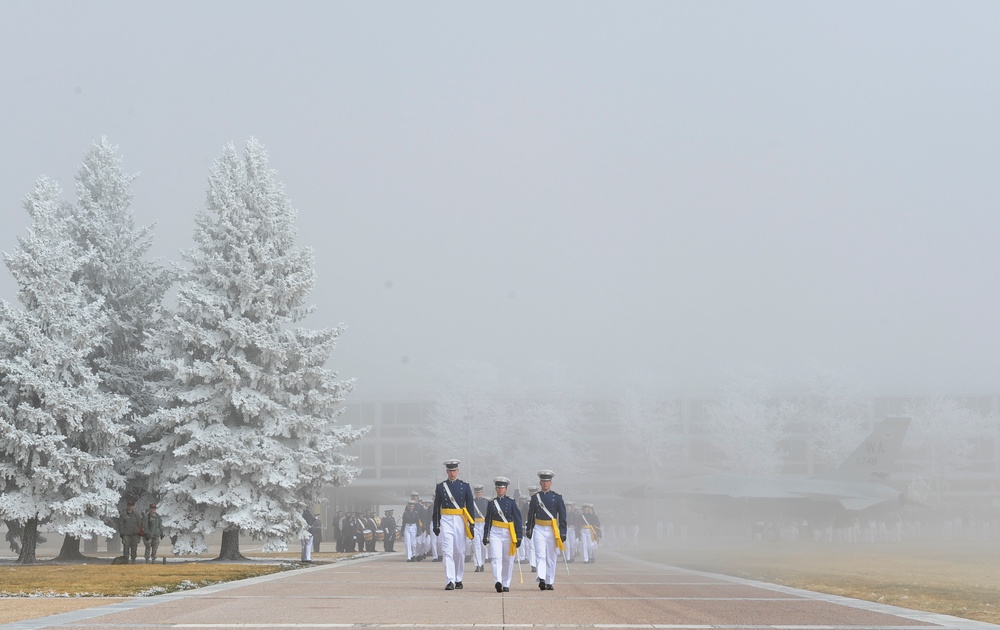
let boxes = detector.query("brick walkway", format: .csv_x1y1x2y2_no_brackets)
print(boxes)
2,551,997,630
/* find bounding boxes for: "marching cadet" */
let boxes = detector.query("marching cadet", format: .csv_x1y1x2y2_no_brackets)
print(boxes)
410,491,428,560
470,484,488,572
581,503,602,563
564,501,580,563
524,470,567,591
402,501,421,561
432,459,475,590
424,499,439,561
482,477,523,593
382,509,397,552
524,485,539,572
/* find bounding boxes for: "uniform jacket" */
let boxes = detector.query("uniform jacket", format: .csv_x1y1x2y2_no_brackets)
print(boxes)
472,496,489,521
483,495,523,541
382,516,397,536
141,510,164,538
401,507,421,528
525,490,567,540
118,509,141,536
432,478,474,531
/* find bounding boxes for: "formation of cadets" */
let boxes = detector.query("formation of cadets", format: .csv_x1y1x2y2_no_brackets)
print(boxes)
405,459,604,592
327,459,604,592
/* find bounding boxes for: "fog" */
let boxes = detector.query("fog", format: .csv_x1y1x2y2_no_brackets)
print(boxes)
2,2,999,402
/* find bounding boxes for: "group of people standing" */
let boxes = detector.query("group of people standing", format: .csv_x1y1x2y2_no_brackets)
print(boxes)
331,510,397,554
117,501,165,564
411,459,603,593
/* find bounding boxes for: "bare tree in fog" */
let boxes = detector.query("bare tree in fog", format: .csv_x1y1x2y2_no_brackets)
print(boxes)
795,370,872,471
704,372,798,475
422,361,515,484
614,375,684,480
903,396,993,506
424,361,590,489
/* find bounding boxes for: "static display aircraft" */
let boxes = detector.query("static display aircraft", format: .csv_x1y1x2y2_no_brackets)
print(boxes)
622,416,912,533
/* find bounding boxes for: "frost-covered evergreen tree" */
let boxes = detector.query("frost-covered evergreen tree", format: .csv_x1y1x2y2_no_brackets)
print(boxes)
138,138,365,559
0,178,131,564
70,136,173,416
51,137,174,560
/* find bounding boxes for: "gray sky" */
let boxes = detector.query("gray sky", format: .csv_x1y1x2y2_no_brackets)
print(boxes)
2,2,999,399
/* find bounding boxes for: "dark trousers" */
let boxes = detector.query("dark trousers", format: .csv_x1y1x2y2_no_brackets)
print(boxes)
122,535,140,562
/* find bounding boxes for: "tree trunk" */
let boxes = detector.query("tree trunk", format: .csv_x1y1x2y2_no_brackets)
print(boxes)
4,519,22,554
216,527,247,561
55,534,87,561
16,517,39,564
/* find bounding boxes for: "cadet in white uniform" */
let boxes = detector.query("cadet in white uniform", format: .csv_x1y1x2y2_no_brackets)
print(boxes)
524,469,567,591
482,477,523,593
432,459,475,590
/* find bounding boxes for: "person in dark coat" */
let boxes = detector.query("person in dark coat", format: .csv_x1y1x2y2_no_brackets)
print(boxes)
311,513,323,552
382,509,397,552
118,501,141,564
140,503,165,564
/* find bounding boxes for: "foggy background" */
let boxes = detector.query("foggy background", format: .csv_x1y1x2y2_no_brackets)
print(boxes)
2,2,999,400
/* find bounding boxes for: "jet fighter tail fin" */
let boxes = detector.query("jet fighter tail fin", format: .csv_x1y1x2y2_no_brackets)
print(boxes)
826,415,911,482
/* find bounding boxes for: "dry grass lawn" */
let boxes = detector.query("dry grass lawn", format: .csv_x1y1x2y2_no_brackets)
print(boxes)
0,551,358,624
619,538,1000,625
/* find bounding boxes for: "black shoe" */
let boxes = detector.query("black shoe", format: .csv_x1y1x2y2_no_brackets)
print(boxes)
455,581,463,589
530,566,536,572
445,582,455,591
495,581,503,592
545,583,554,590
407,558,413,562
502,586,509,592
538,580,546,591
433,558,442,562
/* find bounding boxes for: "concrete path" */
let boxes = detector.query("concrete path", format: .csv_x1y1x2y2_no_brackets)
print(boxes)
2,551,997,630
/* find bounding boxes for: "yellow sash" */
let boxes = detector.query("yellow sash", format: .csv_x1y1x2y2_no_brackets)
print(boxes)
491,520,519,555
533,518,565,551
442,507,475,538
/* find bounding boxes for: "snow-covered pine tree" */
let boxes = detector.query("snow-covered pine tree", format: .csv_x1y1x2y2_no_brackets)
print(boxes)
50,137,174,560
0,178,131,564
138,138,366,560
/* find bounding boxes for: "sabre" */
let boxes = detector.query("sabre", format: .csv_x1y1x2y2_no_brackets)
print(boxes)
517,542,524,583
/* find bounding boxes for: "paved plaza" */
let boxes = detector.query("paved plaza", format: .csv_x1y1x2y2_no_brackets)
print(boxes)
2,551,997,630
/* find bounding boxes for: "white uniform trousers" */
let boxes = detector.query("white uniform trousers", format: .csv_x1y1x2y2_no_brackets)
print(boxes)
472,521,485,567
582,528,595,562
404,524,418,560
439,513,468,585
300,533,313,562
532,523,558,585
566,528,577,560
489,526,517,588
